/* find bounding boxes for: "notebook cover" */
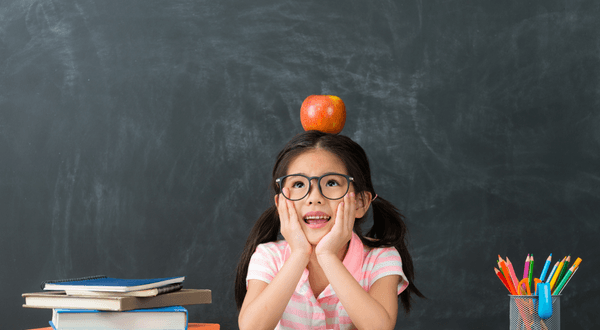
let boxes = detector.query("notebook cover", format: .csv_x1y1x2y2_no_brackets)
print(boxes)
43,276,185,292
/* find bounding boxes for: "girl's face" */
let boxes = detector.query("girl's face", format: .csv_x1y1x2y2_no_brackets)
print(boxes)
282,148,367,246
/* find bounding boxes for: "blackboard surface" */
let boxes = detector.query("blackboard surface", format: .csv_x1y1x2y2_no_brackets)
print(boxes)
1,0,599,329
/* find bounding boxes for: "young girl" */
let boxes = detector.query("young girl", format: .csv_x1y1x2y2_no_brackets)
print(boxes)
235,130,423,330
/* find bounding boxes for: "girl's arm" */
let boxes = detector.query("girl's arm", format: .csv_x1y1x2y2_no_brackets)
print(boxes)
316,192,399,330
238,191,312,330
318,253,400,330
239,253,310,330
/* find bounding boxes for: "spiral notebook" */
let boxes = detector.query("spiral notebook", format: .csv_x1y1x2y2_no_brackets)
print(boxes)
42,275,185,293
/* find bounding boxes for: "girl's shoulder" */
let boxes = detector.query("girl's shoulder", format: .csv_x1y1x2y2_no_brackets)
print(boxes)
362,244,401,263
254,239,289,258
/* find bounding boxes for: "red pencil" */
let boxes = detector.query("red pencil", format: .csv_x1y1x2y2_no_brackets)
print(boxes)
495,267,512,293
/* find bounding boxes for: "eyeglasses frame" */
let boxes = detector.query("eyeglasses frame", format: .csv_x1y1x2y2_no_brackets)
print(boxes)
275,173,355,201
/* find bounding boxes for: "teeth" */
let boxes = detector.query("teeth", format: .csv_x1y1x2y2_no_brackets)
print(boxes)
304,216,329,220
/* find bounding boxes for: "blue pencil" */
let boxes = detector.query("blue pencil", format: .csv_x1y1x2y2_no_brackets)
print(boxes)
545,262,559,283
539,254,552,282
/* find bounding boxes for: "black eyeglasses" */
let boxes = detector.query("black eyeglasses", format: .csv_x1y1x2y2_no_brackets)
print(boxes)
275,173,354,201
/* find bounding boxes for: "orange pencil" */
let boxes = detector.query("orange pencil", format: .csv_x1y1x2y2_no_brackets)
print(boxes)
498,256,518,295
572,257,582,270
495,267,512,293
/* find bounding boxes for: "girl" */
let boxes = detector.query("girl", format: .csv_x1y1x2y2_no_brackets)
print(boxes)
235,130,423,330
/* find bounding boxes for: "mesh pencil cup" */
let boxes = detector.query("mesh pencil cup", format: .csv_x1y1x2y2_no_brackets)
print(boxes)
509,295,560,330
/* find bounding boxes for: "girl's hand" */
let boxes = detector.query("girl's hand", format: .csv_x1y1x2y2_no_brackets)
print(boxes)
315,192,356,257
276,189,312,258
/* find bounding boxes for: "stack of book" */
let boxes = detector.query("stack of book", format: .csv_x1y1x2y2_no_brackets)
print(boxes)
22,275,213,330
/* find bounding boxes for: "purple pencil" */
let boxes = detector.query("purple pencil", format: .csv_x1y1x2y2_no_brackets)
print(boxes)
523,254,530,281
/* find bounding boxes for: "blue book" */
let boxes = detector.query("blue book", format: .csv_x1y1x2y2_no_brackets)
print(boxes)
50,306,188,330
42,276,185,292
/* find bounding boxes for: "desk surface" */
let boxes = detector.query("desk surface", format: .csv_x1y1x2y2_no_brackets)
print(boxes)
30,323,219,330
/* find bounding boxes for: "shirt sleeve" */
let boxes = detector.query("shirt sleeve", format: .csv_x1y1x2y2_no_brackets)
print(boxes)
368,247,409,295
246,243,280,288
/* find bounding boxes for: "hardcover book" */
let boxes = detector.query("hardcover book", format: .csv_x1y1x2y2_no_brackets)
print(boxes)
23,289,212,311
49,306,187,330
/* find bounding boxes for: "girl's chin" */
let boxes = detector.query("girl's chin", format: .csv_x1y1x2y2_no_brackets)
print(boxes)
302,224,332,245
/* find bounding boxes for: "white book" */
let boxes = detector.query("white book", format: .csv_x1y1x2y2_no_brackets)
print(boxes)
50,306,188,330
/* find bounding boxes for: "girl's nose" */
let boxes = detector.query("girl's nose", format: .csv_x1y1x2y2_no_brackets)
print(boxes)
306,178,323,204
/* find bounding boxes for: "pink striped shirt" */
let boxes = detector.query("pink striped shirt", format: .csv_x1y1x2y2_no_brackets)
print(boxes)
246,232,408,329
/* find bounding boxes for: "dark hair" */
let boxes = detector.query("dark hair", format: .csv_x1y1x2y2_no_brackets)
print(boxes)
234,130,424,313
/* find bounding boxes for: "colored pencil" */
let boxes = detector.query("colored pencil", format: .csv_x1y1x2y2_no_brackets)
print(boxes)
556,256,570,286
498,256,517,295
523,254,530,280
558,257,582,295
506,257,520,293
495,267,512,293
550,257,565,291
528,254,534,291
553,264,575,295
545,262,559,283
558,262,581,294
539,254,552,282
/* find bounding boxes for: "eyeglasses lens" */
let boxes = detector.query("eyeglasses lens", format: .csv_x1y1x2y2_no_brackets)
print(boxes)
281,174,349,200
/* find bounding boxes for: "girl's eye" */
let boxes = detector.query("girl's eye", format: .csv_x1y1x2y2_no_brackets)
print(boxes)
325,179,340,187
291,181,305,189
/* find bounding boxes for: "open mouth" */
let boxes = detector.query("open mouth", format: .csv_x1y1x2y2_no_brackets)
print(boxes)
303,215,331,225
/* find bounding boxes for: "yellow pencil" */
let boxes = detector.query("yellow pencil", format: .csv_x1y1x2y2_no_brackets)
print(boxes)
549,257,565,292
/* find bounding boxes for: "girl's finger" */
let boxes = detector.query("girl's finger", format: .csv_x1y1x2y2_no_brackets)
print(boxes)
334,200,345,233
285,198,298,223
277,192,289,224
346,193,356,231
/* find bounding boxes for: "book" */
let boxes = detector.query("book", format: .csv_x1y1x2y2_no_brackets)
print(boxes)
65,283,183,297
28,323,220,330
42,276,185,292
23,289,211,311
49,306,187,330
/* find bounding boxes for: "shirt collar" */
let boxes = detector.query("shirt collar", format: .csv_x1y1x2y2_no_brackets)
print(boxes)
342,231,365,282
283,231,365,284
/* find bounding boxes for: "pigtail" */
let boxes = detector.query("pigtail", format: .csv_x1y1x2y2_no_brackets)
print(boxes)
360,196,425,314
234,205,280,310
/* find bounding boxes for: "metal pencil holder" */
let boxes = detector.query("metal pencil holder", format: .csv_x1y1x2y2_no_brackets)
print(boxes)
509,295,560,330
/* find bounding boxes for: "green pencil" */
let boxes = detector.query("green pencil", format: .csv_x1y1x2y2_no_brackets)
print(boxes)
528,255,534,291
553,264,575,294
556,255,571,286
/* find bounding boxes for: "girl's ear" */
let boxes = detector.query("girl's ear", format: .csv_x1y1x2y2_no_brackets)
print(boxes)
274,194,279,207
354,191,372,218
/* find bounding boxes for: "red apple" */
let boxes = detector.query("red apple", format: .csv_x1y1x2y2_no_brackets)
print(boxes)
300,95,346,134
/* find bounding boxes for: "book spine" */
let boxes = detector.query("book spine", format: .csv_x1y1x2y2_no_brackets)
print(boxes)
156,283,183,295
